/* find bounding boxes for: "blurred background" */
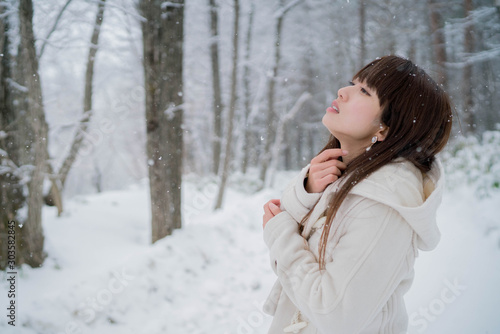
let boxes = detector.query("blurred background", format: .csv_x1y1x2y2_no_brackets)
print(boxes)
0,0,499,333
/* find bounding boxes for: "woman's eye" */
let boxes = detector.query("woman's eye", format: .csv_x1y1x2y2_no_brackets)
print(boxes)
349,81,371,96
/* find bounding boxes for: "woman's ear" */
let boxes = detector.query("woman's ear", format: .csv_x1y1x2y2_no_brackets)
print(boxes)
376,124,390,142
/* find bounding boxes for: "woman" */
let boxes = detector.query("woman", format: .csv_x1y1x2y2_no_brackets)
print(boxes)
262,55,452,334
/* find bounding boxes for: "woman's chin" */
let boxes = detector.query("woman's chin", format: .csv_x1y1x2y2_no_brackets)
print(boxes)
322,117,338,136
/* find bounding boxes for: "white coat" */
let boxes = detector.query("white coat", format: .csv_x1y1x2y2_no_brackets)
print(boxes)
263,158,444,334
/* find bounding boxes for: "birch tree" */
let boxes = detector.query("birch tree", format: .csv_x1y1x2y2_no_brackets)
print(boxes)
140,0,184,241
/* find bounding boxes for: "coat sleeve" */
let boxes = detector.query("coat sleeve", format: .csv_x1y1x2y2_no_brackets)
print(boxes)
280,164,322,223
263,197,414,334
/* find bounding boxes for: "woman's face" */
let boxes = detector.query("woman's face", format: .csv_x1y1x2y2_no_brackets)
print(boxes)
322,79,385,150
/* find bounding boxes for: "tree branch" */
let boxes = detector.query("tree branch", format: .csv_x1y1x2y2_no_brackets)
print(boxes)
38,0,74,58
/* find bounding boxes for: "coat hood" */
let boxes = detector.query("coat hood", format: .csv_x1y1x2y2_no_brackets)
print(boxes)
349,158,444,251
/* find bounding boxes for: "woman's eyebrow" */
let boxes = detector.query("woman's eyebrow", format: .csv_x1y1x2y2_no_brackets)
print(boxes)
364,85,375,94
356,81,374,94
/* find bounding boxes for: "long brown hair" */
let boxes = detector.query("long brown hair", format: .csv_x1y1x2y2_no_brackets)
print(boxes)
304,55,453,269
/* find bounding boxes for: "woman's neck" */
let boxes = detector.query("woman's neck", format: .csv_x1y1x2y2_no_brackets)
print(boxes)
340,143,366,165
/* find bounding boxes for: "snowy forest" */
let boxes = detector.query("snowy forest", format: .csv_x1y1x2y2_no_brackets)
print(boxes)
0,0,499,333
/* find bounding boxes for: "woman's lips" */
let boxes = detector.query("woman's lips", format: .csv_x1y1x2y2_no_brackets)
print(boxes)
326,100,340,113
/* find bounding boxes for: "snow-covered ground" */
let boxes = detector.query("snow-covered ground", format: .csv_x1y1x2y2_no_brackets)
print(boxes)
1,171,499,334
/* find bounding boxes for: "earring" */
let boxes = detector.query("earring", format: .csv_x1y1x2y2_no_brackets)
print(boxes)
366,136,378,152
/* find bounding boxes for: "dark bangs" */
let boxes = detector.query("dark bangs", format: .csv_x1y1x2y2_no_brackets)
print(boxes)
353,56,422,109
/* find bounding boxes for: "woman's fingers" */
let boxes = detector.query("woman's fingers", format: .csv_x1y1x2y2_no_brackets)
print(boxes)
263,201,272,216
263,199,282,229
269,199,281,207
306,172,338,193
264,199,281,215
306,149,348,193
311,148,348,164
309,160,346,177
263,199,280,211
269,202,281,215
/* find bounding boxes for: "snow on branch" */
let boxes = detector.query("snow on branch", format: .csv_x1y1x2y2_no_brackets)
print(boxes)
266,91,311,187
447,6,497,27
278,91,311,124
446,47,500,68
208,34,221,47
164,103,185,120
465,47,500,64
6,78,28,93
273,0,303,19
247,70,268,124
0,1,17,19
161,2,184,10
86,0,146,22
0,151,32,184
39,0,74,58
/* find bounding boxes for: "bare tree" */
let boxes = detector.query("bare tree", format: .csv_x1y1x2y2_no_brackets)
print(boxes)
214,0,240,210
241,1,255,174
45,0,106,215
428,0,447,88
259,0,302,184
462,0,475,134
38,0,74,58
266,92,311,187
15,0,50,267
0,1,25,270
359,0,366,69
140,0,184,241
208,0,223,175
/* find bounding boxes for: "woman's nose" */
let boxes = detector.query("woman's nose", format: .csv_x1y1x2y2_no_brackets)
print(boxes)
338,86,347,101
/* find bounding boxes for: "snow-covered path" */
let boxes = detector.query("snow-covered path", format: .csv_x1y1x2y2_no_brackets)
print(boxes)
1,173,499,334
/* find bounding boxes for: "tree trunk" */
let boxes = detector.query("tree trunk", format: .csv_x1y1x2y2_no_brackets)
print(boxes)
462,0,475,134
208,0,223,175
259,2,284,183
214,0,239,210
140,0,184,241
480,57,495,131
46,0,106,213
241,1,255,174
296,125,303,170
259,0,301,184
359,0,366,68
308,126,314,160
0,4,25,270
16,0,49,267
283,127,290,170
428,0,447,88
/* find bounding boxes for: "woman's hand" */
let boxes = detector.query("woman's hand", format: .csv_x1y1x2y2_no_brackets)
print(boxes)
305,149,348,193
263,199,282,229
